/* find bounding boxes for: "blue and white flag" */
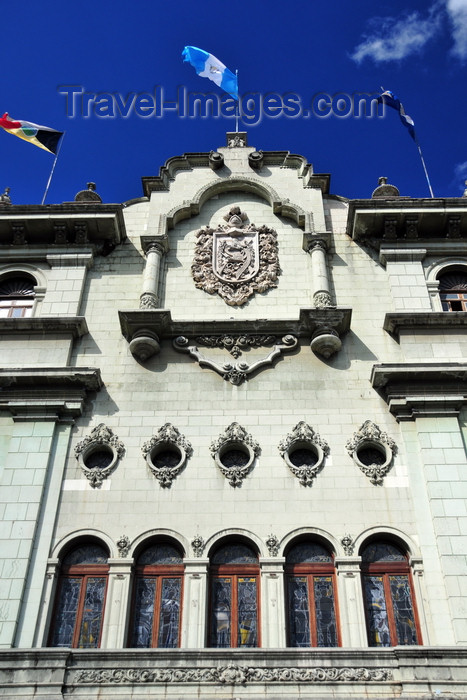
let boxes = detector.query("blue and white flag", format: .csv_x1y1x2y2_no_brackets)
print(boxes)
182,46,238,100
378,89,416,140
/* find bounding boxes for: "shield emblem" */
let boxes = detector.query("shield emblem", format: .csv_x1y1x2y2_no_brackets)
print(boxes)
212,228,259,283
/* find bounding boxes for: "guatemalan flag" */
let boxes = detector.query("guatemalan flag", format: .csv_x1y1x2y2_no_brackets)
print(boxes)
182,46,238,100
377,90,416,141
0,113,63,154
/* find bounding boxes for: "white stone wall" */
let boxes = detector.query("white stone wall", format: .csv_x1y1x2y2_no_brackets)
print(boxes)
1,144,466,657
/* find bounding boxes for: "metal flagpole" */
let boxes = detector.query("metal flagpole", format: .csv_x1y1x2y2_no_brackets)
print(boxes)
414,136,434,198
41,132,65,205
235,69,239,132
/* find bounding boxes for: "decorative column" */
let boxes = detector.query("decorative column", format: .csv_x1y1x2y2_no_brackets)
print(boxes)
129,236,169,362
139,236,169,309
181,559,209,648
335,556,367,647
260,557,286,647
303,233,343,358
306,238,333,309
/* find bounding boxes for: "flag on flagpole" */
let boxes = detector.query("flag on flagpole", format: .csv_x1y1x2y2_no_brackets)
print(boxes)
182,46,238,100
0,113,63,154
377,90,416,140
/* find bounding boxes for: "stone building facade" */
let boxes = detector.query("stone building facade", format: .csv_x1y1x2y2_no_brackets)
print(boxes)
0,133,466,698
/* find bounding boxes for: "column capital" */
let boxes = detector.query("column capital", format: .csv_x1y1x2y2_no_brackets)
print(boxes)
303,232,330,253
141,235,169,256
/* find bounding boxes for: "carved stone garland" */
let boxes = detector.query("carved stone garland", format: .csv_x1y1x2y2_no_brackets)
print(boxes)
345,420,397,485
142,423,193,487
74,424,125,488
278,421,329,486
74,664,393,685
174,334,297,385
191,206,280,306
210,422,260,487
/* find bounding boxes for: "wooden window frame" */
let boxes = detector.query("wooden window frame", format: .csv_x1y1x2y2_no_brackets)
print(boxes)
209,562,261,648
129,563,184,648
362,556,422,647
286,560,341,647
48,562,109,648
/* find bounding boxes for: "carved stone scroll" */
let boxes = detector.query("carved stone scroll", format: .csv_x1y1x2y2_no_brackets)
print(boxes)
173,334,297,385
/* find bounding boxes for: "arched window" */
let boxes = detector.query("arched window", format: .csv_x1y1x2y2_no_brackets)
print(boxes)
0,274,35,317
49,542,109,648
129,541,184,648
209,541,260,648
438,269,467,311
361,540,421,647
286,540,340,647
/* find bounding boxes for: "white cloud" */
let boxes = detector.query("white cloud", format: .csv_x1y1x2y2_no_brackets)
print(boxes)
446,0,467,60
454,161,467,191
351,8,442,63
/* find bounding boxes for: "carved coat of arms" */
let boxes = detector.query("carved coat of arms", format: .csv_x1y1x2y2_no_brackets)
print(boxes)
191,207,280,306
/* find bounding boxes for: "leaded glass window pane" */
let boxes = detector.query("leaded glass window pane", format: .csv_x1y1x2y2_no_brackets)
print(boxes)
50,577,81,647
288,576,311,647
157,578,182,648
389,575,419,645
77,577,106,648
211,577,231,647
63,544,108,567
286,542,332,564
362,542,406,563
137,543,183,566
364,575,391,647
131,578,156,647
212,543,257,565
237,577,257,647
314,576,338,646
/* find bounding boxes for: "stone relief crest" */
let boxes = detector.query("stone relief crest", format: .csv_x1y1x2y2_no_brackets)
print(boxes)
191,206,280,306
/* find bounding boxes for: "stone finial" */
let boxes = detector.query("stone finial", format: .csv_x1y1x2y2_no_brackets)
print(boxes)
0,187,11,205
74,181,102,203
372,177,400,198
226,131,247,147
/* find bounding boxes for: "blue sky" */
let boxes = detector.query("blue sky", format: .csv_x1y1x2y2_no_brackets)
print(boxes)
1,0,466,204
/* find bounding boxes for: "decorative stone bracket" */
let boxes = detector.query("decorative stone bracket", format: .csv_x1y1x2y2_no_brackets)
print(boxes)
119,308,352,364
173,334,298,385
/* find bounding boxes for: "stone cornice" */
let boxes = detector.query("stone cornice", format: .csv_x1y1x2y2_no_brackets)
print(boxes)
0,316,88,338
347,198,467,249
0,367,103,420
0,204,126,251
118,308,352,343
384,312,467,339
371,362,467,420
